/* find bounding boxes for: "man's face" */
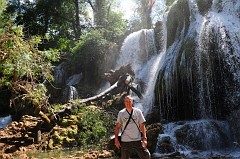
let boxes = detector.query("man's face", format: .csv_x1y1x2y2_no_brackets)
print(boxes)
124,97,133,107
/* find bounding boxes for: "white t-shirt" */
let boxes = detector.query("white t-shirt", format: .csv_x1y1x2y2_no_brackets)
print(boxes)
117,107,145,142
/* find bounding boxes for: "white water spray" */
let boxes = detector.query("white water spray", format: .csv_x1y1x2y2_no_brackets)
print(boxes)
115,20,167,116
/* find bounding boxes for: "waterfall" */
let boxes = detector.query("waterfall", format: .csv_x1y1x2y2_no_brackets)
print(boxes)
156,0,240,121
116,29,157,71
192,0,240,119
62,86,79,103
0,115,12,129
151,0,240,158
54,62,67,85
115,26,167,115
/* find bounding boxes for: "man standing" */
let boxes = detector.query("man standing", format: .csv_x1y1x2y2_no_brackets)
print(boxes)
114,95,150,159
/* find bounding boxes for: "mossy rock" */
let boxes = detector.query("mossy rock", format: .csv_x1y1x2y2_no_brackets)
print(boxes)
146,123,163,154
166,0,190,48
196,0,213,16
52,131,64,145
63,137,78,147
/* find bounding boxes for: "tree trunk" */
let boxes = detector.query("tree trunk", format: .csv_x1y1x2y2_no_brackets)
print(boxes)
74,0,81,38
141,0,155,29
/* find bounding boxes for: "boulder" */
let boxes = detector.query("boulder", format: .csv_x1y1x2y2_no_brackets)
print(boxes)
104,64,135,86
146,123,163,154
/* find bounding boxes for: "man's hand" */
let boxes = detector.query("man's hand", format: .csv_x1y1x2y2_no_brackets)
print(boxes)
114,137,121,149
114,123,121,149
142,138,147,149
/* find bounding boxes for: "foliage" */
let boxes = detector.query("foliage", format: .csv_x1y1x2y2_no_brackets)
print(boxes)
51,100,116,149
67,2,127,86
77,109,114,146
74,29,108,51
72,29,108,66
0,0,9,28
71,29,108,85
128,17,143,33
103,11,128,43
4,0,128,89
93,0,108,27
0,0,7,16
5,0,92,51
0,22,59,115
1,0,128,117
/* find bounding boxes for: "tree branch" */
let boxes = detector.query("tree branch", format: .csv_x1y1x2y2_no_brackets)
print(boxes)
86,0,96,12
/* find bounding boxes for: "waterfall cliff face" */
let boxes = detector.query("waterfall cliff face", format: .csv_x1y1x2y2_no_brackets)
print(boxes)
155,0,240,121
152,0,240,157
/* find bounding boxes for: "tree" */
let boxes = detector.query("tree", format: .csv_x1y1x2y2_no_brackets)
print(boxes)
5,0,93,52
0,22,59,121
132,0,156,29
87,0,114,28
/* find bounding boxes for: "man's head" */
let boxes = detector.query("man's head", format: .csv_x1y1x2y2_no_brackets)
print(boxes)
124,95,133,107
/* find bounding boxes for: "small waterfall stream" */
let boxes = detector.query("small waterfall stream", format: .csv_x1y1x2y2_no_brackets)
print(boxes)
0,115,12,129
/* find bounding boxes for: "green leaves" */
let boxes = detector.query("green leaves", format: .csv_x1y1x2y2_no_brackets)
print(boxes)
0,22,59,114
0,28,58,84
77,110,113,146
0,0,7,16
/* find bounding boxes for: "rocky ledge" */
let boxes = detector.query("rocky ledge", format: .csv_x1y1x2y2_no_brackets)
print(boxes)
0,115,115,159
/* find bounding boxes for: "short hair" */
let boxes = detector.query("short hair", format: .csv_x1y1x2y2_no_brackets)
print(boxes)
124,95,133,101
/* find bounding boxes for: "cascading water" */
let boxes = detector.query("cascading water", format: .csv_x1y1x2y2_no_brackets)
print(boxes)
115,0,240,158
0,115,12,129
152,0,240,158
193,0,240,119
114,28,166,116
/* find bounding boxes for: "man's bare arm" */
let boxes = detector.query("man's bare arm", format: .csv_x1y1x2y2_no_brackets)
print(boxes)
114,122,121,149
140,123,148,149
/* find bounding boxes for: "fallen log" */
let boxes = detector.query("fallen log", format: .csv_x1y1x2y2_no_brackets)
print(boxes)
52,72,143,119
52,81,119,118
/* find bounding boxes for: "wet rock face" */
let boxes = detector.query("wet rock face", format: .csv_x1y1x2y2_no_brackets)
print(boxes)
154,21,164,52
0,115,41,155
174,120,232,150
166,0,190,48
196,0,213,15
228,110,240,143
146,123,163,154
104,64,135,86
156,135,175,154
62,86,79,104
155,0,240,122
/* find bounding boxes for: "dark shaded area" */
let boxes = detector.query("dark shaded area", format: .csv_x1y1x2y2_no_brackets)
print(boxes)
0,88,11,116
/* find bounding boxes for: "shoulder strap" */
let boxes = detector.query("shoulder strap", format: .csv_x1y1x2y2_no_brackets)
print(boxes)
121,109,133,136
126,109,141,133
